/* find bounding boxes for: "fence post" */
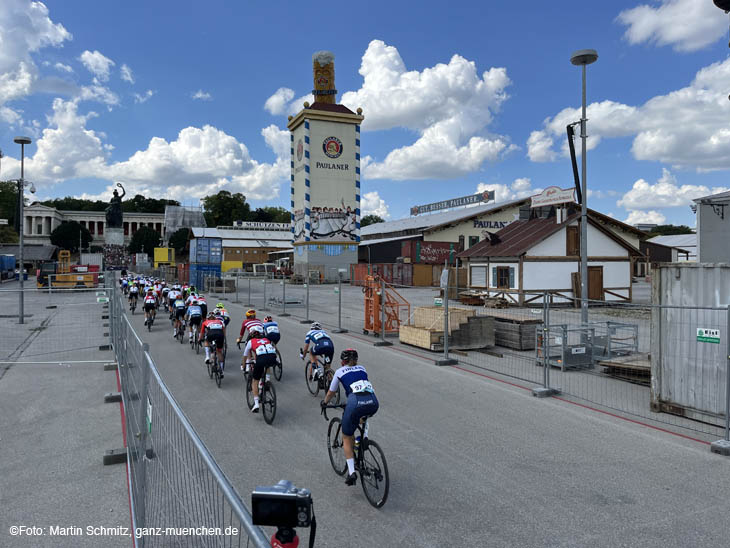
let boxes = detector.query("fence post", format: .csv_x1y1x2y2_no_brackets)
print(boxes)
334,271,347,333
280,278,290,317
532,292,559,397
711,305,730,455
435,267,455,363
234,273,240,304
262,275,268,311
247,276,252,307
299,278,311,324
375,277,392,347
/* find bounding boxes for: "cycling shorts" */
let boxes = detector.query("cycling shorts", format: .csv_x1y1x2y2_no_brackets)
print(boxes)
174,308,186,320
342,392,379,436
143,303,156,312
252,352,277,381
189,315,202,327
206,331,225,347
312,342,333,364
266,332,280,345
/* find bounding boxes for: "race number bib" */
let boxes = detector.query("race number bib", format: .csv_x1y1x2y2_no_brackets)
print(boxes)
312,332,324,340
266,325,280,334
350,380,374,394
255,343,276,355
208,323,223,330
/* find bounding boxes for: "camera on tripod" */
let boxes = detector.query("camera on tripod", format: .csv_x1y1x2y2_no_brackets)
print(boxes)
252,480,312,529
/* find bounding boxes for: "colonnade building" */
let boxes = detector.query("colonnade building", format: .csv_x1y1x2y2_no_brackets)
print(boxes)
22,203,165,246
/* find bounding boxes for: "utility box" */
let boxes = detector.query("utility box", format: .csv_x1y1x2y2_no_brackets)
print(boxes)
154,247,175,268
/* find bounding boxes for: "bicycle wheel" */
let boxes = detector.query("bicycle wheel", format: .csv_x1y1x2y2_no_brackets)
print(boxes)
262,380,277,424
327,418,347,476
360,440,390,508
214,360,222,388
323,369,340,403
245,374,254,410
274,348,283,381
305,362,318,396
195,336,200,355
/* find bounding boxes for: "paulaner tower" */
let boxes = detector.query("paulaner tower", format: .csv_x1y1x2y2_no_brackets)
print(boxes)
288,51,364,281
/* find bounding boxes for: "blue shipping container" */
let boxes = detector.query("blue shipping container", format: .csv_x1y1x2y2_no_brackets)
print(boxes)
190,238,221,264
189,263,221,291
2,254,16,271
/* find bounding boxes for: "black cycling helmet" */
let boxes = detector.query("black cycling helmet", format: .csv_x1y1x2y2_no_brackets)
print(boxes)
340,348,358,362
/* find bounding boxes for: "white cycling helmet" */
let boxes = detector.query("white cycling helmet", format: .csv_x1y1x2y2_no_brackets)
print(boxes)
310,322,321,330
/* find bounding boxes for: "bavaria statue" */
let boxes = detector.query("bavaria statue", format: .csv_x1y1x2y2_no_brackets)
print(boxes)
105,182,126,229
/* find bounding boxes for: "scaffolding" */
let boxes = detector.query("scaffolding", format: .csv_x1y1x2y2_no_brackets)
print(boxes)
164,205,206,242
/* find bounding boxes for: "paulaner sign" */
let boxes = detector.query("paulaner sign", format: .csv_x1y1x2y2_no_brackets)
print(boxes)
530,186,576,208
411,191,495,216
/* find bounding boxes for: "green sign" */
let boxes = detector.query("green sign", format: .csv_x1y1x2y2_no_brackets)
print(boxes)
434,297,443,307
697,328,720,344
97,297,109,303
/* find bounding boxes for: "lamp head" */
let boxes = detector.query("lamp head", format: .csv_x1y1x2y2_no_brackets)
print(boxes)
570,49,598,66
14,136,32,145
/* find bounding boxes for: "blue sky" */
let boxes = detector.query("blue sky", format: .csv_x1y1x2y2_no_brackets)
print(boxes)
1,0,730,227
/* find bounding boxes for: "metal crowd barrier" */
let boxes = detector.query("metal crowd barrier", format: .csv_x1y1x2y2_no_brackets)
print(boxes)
108,281,270,547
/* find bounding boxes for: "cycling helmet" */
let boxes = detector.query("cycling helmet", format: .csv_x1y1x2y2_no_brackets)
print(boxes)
213,309,222,316
264,315,273,322
216,303,224,309
310,322,321,331
340,348,358,362
246,309,256,318
249,324,265,337
207,312,216,318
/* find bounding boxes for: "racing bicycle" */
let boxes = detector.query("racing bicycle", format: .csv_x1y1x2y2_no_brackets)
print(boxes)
301,348,340,403
207,339,223,388
321,403,389,508
242,357,277,425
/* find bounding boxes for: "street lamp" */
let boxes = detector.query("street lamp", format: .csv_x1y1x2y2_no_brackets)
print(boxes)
14,136,32,325
570,49,598,325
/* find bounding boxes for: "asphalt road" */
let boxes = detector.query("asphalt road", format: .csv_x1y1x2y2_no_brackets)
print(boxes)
130,294,730,548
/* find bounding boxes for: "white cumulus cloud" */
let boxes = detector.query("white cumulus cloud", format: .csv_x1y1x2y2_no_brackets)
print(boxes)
79,50,115,82
528,58,730,171
477,178,542,203
192,90,212,101
264,87,295,115
120,63,134,83
54,62,73,73
617,0,726,52
617,168,729,210
624,210,667,226
133,90,155,104
361,191,390,219
340,40,514,180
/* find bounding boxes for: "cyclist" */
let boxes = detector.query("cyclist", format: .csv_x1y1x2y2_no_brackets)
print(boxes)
241,327,277,413
303,322,334,381
236,309,264,345
172,293,186,338
186,299,203,344
201,311,226,377
167,286,181,318
321,348,379,486
216,303,230,326
121,277,129,295
128,282,139,310
262,315,280,345
197,294,208,318
161,284,170,311
143,288,157,326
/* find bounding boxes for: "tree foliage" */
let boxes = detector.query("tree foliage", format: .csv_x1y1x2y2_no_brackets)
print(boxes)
202,191,251,226
0,180,19,230
50,221,92,253
648,225,694,237
168,228,189,254
40,194,179,214
360,214,385,227
128,226,161,257
0,226,19,243
251,207,291,223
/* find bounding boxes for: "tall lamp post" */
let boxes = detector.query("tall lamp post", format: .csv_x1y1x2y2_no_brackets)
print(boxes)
14,136,32,325
570,49,598,326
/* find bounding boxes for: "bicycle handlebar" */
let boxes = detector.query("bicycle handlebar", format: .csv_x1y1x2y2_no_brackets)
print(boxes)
321,403,346,421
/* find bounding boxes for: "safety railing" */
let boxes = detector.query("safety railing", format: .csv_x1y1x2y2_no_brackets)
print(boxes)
108,278,270,547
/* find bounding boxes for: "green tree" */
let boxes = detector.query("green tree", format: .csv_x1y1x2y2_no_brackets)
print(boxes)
41,197,107,211
0,226,19,243
648,224,694,236
50,221,92,253
0,180,19,230
122,194,180,214
361,214,384,227
252,206,290,223
168,228,189,254
41,194,180,213
202,190,251,226
128,226,161,257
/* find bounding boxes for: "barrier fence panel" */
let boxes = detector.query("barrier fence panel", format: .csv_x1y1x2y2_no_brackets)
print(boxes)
109,279,270,548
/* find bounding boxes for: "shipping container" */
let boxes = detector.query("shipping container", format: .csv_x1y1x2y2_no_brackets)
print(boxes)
189,263,221,291
80,253,104,268
651,263,730,426
190,238,222,264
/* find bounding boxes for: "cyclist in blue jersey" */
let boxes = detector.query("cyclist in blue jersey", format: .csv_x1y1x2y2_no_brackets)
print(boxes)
186,300,203,343
321,348,378,486
262,316,280,345
303,322,334,380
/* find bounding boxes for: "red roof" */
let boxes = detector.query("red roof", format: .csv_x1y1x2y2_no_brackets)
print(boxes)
458,215,576,258
307,102,356,115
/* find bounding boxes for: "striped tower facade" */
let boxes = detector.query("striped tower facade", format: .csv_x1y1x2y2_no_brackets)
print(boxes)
355,124,361,243
304,120,311,242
